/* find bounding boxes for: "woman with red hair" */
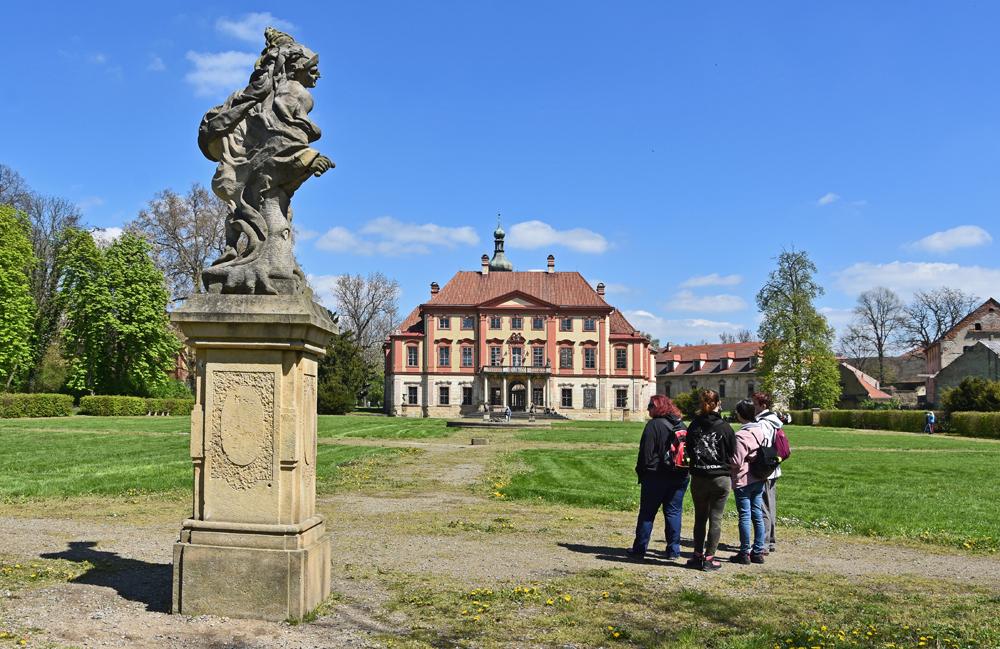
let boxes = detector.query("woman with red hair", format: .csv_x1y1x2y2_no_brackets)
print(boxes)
626,394,689,560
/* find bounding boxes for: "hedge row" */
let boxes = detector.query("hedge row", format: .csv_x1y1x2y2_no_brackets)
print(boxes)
0,393,74,418
79,395,195,416
950,412,1000,439
817,409,942,433
787,409,813,426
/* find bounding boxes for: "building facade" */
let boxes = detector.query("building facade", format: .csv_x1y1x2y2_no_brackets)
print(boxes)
934,340,1000,399
655,342,763,410
925,298,1000,405
384,226,656,420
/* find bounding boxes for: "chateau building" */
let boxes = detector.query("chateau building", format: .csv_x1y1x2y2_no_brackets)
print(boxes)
655,342,762,410
384,225,656,419
925,297,1000,404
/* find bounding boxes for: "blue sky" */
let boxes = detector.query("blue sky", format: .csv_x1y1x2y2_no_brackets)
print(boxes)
5,2,1000,344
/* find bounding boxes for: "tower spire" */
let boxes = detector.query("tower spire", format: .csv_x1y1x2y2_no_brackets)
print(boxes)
489,214,513,272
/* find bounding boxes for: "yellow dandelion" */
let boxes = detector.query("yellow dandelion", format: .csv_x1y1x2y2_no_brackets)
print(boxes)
545,598,554,606
613,632,620,638
563,594,572,602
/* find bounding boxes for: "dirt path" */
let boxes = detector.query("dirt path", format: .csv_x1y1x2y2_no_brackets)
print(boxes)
3,436,999,649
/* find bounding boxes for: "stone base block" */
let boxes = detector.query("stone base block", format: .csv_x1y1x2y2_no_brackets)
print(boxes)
172,517,331,621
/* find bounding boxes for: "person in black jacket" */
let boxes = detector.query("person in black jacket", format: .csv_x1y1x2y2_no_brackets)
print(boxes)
684,389,736,571
626,394,689,560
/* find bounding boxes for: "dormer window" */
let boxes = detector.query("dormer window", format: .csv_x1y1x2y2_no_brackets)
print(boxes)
975,323,983,331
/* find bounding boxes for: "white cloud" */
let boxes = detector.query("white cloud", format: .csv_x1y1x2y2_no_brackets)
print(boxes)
817,192,840,206
216,12,295,43
907,225,992,254
680,273,742,288
147,55,166,72
91,227,122,245
306,274,341,311
89,53,108,65
624,310,745,345
184,50,255,96
670,289,747,313
315,217,479,256
506,220,609,254
835,261,1000,300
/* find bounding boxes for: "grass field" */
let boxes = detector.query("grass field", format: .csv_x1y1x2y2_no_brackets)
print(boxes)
501,425,1000,551
317,415,451,439
0,424,403,500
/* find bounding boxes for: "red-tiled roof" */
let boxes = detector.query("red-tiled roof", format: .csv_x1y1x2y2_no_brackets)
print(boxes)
425,271,610,308
397,306,423,334
609,309,640,336
841,362,893,400
655,342,763,363
658,359,755,376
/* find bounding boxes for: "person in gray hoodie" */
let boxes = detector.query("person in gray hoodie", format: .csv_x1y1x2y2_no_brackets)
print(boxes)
752,391,783,554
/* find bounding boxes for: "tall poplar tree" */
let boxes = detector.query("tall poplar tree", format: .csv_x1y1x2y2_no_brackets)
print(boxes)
756,250,841,409
59,230,179,396
0,206,37,389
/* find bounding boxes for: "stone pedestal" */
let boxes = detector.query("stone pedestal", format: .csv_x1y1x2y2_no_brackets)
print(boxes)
170,293,336,621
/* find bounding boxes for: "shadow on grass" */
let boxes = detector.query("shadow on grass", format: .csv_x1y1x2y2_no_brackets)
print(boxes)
557,542,693,569
40,541,171,612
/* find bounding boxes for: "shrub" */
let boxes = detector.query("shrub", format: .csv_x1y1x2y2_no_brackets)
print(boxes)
148,379,193,399
0,393,74,418
941,377,1000,413
950,412,1000,439
145,398,195,415
858,398,903,411
786,409,813,426
318,378,355,415
817,409,942,433
671,388,701,420
79,395,147,416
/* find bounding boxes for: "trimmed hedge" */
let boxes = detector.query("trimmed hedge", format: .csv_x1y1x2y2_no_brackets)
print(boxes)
145,398,195,416
817,409,943,433
787,409,813,426
0,393,74,418
79,396,195,416
950,412,1000,439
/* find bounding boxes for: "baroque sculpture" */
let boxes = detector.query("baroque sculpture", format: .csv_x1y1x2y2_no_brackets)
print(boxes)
198,27,334,295
171,27,336,621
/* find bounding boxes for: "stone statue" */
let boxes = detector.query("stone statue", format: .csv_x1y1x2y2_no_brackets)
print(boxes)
198,27,334,295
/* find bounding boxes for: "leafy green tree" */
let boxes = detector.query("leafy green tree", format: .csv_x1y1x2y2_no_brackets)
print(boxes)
756,250,841,409
0,206,37,389
59,230,179,396
59,229,114,394
318,330,366,414
102,233,180,395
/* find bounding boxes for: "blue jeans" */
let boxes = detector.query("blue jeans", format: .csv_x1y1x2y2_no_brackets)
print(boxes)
631,471,689,556
734,481,766,555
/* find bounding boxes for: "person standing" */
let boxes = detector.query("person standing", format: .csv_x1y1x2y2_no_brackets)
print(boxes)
752,391,782,554
627,395,689,560
924,411,936,434
684,390,735,571
730,399,767,564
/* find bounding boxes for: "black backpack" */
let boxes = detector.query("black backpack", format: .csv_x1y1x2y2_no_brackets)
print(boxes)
749,430,781,480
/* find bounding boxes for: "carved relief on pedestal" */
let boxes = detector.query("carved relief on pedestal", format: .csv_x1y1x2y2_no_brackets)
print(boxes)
209,370,275,489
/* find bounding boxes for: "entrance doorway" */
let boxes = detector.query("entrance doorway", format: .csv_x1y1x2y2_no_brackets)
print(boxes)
490,387,502,406
509,383,526,411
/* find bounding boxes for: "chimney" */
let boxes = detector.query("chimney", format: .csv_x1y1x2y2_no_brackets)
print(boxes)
664,342,672,352
547,254,555,273
596,282,605,296
430,282,439,296
481,254,490,275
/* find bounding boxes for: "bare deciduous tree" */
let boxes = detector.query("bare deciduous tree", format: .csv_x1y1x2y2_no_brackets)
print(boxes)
720,328,755,344
331,272,400,400
0,164,32,211
841,287,904,384
899,287,980,354
128,184,227,301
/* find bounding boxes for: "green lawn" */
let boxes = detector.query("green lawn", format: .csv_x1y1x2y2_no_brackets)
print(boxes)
501,426,1000,550
0,426,401,500
317,415,452,439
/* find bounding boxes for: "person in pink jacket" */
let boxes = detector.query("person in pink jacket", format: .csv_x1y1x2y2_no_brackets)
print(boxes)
729,399,767,564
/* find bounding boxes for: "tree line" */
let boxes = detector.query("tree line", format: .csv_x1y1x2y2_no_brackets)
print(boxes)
0,164,398,406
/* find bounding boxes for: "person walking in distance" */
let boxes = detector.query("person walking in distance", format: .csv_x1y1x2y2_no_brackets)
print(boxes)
683,390,735,571
626,395,690,561
752,391,783,554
